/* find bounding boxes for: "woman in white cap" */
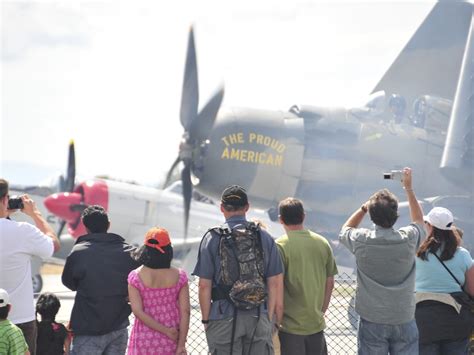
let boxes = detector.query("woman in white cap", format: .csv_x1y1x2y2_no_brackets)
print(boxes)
415,207,474,355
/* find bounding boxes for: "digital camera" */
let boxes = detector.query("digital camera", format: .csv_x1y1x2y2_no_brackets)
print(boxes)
383,170,404,182
7,196,24,210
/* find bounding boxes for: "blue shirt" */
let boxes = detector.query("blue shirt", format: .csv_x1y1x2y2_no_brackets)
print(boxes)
416,247,473,293
192,215,283,320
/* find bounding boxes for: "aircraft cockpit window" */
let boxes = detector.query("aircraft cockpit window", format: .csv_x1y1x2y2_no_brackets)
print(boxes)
411,95,452,132
350,91,386,121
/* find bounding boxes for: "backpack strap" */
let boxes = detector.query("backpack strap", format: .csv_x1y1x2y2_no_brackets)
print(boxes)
209,224,234,302
245,221,266,278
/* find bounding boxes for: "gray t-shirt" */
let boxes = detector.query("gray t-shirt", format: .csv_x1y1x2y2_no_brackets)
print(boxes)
339,223,425,325
192,215,283,320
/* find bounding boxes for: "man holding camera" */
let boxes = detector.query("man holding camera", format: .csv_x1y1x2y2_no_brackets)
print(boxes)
0,178,60,355
339,168,425,354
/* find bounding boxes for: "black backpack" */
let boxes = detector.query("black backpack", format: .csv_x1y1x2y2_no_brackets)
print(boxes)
212,221,266,311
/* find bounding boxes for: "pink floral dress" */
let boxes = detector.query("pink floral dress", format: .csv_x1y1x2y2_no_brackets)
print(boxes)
127,268,188,355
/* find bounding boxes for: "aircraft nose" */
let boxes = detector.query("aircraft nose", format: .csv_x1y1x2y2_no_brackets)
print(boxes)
44,192,82,223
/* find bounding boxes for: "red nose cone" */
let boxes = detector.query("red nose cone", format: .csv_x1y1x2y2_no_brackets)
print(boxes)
44,192,82,223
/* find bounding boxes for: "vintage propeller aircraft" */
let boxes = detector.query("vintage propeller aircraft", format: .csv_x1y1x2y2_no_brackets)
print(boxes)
39,141,282,276
164,1,473,264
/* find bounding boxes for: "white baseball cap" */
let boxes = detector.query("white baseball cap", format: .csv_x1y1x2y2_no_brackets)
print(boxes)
0,289,9,307
424,207,454,230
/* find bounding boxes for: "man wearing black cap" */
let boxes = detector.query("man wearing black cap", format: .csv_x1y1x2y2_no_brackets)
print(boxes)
193,185,283,355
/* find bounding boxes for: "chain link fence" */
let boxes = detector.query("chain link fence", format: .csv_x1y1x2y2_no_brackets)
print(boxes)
49,272,358,354
183,272,358,354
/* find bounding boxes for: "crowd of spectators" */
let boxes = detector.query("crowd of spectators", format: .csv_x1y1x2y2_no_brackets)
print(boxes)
1,169,473,355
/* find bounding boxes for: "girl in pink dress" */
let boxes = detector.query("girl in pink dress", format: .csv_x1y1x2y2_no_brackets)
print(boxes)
127,227,190,355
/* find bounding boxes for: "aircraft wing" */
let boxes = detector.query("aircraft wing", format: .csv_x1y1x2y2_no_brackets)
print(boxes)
372,2,472,109
172,237,202,275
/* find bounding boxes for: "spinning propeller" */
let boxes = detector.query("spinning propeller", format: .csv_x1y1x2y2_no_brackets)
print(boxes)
164,27,225,237
45,141,108,238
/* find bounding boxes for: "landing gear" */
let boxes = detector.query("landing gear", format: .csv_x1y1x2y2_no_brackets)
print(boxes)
32,274,43,294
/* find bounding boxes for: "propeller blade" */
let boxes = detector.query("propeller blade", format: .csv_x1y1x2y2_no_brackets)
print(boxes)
190,86,225,142
70,203,88,213
57,220,66,239
163,156,181,188
65,140,76,192
180,27,199,131
181,164,192,240
58,175,66,193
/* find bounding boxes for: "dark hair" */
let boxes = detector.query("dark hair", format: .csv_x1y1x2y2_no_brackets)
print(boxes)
81,205,109,233
279,198,305,225
222,204,247,213
132,244,173,269
36,293,61,321
0,305,9,320
368,189,399,228
0,179,8,199
417,226,460,261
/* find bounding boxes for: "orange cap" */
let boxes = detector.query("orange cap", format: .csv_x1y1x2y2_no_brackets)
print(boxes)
144,227,171,254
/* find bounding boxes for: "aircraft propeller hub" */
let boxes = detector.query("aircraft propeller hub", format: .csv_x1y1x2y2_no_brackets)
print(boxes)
44,192,82,223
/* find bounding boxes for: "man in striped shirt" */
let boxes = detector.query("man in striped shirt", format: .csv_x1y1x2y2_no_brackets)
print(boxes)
0,289,29,355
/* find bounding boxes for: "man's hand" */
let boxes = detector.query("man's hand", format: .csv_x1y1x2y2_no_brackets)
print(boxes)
20,194,60,252
272,321,280,335
402,167,424,225
402,167,413,190
20,194,40,217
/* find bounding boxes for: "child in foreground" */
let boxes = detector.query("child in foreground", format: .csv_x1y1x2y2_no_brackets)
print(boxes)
36,292,70,355
127,227,190,355
0,288,29,355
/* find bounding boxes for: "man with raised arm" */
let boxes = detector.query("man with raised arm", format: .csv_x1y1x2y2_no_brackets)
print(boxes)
0,178,60,355
339,168,425,355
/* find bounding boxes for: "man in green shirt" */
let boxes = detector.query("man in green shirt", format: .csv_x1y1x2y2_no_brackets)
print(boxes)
0,289,29,355
276,198,338,355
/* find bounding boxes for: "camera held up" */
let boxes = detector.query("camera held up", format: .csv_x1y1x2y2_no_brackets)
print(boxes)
8,196,24,210
383,170,404,182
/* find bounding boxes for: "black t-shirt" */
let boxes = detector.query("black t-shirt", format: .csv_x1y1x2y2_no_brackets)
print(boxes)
36,321,68,355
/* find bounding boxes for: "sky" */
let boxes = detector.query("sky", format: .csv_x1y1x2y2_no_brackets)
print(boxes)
1,0,434,186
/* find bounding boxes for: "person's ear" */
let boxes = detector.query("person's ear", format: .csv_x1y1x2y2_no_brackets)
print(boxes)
107,221,111,231
244,204,250,213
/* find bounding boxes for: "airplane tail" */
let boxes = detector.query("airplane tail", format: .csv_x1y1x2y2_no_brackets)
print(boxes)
374,1,473,193
440,5,473,192
372,2,472,109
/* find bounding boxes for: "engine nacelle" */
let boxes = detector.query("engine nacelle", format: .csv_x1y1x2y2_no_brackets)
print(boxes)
44,180,108,238
193,107,305,209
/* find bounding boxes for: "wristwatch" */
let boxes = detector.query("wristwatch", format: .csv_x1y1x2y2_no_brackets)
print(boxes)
202,319,209,324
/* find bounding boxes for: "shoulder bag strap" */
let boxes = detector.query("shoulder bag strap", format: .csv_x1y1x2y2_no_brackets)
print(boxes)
431,252,466,293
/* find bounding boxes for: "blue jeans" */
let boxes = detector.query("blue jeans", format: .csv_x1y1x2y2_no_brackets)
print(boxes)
358,318,419,355
71,328,128,355
419,338,469,355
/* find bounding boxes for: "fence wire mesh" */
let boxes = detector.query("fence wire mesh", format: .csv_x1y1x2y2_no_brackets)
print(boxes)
178,272,358,354
49,272,358,354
